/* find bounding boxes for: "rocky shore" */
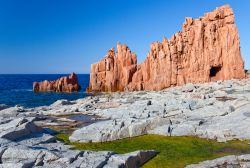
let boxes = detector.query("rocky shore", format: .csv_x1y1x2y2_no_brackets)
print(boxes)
0,110,157,167
1,78,250,167
70,78,250,143
186,155,250,168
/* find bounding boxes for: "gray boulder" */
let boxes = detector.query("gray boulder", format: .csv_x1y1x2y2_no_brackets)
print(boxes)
104,150,158,168
0,117,43,141
186,154,250,168
69,117,170,143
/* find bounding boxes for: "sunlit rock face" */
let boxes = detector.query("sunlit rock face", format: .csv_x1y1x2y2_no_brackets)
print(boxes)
87,5,245,92
33,73,81,93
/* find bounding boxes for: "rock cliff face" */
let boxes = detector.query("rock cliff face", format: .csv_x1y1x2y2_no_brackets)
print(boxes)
33,73,81,93
87,5,245,92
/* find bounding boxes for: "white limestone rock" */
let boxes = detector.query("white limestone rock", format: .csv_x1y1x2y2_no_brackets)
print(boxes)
0,117,43,141
185,154,250,168
104,150,158,168
69,117,170,142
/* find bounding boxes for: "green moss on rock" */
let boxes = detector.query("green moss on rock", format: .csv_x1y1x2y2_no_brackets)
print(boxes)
55,133,250,168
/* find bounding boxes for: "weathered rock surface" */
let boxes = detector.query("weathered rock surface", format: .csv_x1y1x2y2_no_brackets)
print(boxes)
87,45,137,92
0,117,43,141
33,73,81,93
0,141,157,168
186,154,250,168
70,78,250,143
0,116,157,167
104,150,158,168
69,117,170,142
2,77,250,167
0,105,157,168
87,5,245,92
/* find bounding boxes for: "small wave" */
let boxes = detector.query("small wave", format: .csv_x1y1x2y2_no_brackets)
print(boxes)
11,89,33,92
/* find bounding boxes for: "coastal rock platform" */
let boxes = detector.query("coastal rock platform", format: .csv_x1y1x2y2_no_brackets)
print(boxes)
186,155,250,168
1,78,250,167
70,78,250,143
0,116,157,168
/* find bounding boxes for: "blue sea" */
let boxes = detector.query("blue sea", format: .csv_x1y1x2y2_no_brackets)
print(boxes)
0,74,90,108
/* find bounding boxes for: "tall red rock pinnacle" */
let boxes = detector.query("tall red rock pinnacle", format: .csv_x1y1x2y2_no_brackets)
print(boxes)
87,44,137,92
87,5,245,92
33,73,81,93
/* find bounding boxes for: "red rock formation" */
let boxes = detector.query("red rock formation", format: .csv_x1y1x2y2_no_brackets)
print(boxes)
87,5,245,92
33,73,81,93
87,46,137,92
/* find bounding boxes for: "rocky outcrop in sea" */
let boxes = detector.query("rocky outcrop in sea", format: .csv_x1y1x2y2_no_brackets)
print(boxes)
33,72,81,93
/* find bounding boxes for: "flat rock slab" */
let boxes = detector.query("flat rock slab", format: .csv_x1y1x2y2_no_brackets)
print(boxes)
104,150,158,168
0,144,157,168
0,115,157,167
69,79,250,143
186,154,250,168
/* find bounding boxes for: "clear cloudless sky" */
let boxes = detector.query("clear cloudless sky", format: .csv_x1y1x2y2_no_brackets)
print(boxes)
0,0,249,74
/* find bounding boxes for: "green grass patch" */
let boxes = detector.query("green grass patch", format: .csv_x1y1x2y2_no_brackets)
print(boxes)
55,133,250,168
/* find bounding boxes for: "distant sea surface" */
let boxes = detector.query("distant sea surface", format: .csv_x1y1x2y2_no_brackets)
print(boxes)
0,74,90,108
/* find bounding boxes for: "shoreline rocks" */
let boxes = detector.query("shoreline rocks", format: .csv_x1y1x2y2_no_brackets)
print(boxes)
186,155,250,168
70,78,250,143
2,3,249,167
1,77,250,167
87,5,245,92
0,115,157,167
33,72,81,93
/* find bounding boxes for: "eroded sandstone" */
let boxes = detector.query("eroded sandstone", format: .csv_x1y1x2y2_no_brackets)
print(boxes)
33,73,81,93
87,5,245,92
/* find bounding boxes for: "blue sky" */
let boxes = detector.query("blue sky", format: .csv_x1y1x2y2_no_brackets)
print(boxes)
0,0,249,74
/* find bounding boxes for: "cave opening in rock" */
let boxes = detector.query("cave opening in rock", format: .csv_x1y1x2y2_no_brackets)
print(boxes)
209,66,222,77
